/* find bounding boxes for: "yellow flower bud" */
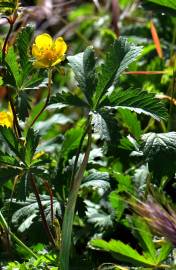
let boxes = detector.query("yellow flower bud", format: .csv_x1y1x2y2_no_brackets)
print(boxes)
32,33,67,68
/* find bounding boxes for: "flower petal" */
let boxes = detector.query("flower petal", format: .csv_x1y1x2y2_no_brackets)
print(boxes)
33,60,50,68
54,37,67,56
32,44,42,58
51,55,65,66
35,33,53,49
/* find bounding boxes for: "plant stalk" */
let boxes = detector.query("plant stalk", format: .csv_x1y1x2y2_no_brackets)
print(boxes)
30,68,52,128
60,119,92,270
30,173,56,248
1,18,13,65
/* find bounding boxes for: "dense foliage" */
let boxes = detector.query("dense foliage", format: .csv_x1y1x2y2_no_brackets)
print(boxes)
0,0,176,270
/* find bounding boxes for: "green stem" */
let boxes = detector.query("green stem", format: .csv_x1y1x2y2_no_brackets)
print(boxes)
69,116,90,190
60,119,92,270
29,68,52,128
0,211,37,259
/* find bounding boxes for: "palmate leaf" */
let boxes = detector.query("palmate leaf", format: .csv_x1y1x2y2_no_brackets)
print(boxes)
133,217,157,262
61,126,84,162
138,132,176,179
0,150,18,166
109,191,125,221
0,0,18,15
91,111,120,146
67,46,97,105
85,201,113,228
0,127,22,160
93,38,142,107
106,89,168,121
91,112,110,141
24,128,40,166
81,171,110,192
15,172,30,201
15,91,31,121
156,242,172,264
48,91,89,109
5,47,21,89
118,109,142,139
17,25,34,68
10,194,61,232
146,0,176,10
0,167,20,185
142,0,176,15
91,239,156,266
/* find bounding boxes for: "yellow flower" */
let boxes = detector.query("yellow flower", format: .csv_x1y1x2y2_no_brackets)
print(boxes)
0,104,13,128
32,33,67,68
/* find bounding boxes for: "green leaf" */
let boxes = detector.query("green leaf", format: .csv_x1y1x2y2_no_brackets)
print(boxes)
15,172,30,201
92,112,110,141
114,173,133,194
0,167,19,185
24,129,40,166
133,216,157,262
5,47,21,88
15,91,31,121
139,132,176,179
91,239,155,266
20,68,47,91
93,38,142,107
107,89,168,121
17,25,34,68
11,194,61,231
118,108,141,139
68,46,97,105
0,151,18,166
156,242,172,263
91,111,120,147
61,126,84,162
146,0,176,10
109,192,125,221
48,92,89,109
81,171,110,191
0,127,22,159
0,0,18,15
142,0,176,15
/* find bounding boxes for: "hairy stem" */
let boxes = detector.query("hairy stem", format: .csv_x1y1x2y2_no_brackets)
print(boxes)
60,119,92,270
1,18,13,65
30,173,56,248
30,68,52,128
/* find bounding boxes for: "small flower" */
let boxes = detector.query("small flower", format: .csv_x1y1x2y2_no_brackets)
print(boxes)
32,33,67,68
0,104,13,128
